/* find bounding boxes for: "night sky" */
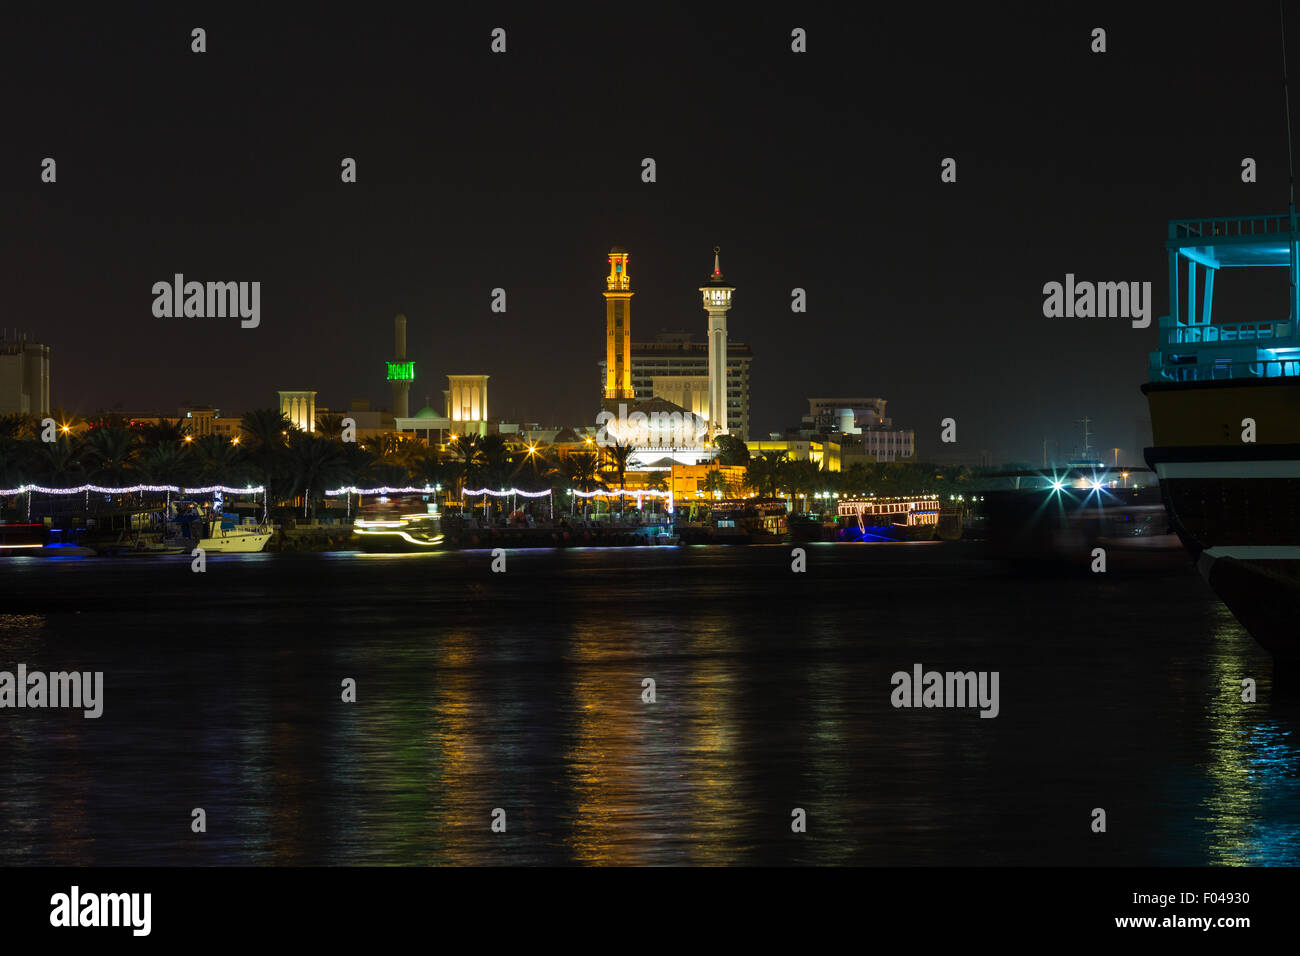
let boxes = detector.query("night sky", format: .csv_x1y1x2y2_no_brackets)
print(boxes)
3,3,1293,464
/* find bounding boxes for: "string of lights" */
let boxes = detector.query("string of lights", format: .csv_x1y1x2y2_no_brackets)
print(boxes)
324,485,436,496
463,488,553,498
0,483,264,495
570,488,672,498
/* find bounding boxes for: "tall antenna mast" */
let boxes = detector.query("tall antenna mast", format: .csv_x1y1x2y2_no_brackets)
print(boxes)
1073,416,1094,459
1283,1,1298,325
1284,0,1296,208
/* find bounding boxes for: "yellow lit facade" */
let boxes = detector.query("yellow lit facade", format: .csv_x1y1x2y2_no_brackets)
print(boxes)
746,439,841,471
603,247,634,401
668,463,748,498
446,374,489,433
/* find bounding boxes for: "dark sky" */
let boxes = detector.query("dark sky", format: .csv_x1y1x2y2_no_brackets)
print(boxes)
3,3,1294,464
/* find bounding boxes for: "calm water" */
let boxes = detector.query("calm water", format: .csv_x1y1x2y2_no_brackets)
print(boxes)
1,543,1297,866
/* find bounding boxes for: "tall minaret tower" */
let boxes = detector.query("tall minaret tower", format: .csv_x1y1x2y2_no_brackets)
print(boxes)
603,246,634,402
388,313,412,419
700,247,734,438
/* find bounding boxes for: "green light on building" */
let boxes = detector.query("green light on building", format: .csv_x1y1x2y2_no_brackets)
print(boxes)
387,361,415,381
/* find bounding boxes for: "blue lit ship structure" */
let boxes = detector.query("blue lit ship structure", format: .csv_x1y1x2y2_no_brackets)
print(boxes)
352,495,445,552
1143,212,1300,660
981,467,1185,570
834,496,942,542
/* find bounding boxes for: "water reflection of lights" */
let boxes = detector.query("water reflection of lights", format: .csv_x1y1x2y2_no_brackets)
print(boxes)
1200,611,1300,865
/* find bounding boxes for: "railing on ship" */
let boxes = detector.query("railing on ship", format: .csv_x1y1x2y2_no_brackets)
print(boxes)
1169,214,1295,239
1165,319,1290,344
1154,358,1300,382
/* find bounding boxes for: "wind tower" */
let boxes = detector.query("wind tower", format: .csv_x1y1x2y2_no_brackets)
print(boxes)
699,246,734,438
603,246,634,403
388,313,413,419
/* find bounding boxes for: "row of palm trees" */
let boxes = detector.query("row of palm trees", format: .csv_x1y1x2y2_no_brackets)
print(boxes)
2,410,979,518
710,453,977,509
0,411,667,519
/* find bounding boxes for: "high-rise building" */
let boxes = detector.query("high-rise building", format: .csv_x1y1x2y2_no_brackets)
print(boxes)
598,332,753,441
602,246,633,402
0,330,50,416
789,398,915,462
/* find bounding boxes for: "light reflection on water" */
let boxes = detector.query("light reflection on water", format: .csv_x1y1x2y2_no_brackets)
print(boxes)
1197,605,1300,866
0,545,1297,865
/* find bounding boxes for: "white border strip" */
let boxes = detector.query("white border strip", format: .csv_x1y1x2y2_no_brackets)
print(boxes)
1156,461,1300,479
1203,546,1300,560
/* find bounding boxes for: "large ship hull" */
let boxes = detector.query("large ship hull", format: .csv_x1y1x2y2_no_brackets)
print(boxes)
1143,377,1300,660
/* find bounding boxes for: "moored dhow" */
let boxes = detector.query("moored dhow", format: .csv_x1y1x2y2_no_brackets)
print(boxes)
675,498,789,544
835,495,942,542
1143,211,1300,660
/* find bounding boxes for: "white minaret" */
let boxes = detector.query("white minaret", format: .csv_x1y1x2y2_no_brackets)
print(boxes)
699,246,734,438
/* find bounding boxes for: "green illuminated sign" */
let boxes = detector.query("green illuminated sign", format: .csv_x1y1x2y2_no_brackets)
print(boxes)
387,361,415,381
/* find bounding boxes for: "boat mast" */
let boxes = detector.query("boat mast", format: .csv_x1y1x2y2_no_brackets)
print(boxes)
1283,0,1299,322
1284,0,1295,209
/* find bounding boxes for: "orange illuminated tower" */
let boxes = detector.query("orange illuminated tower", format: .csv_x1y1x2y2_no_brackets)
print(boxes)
603,246,634,401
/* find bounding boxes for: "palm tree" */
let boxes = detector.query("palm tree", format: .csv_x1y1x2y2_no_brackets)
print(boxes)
0,439,26,491
240,408,293,504
512,443,557,494
0,413,38,441
340,443,380,489
135,440,193,484
408,449,448,491
782,458,821,512
192,433,248,485
745,452,787,498
286,432,350,519
566,450,603,517
360,432,400,459
479,434,510,483
602,440,633,513
316,413,346,439
701,468,728,498
451,434,486,492
83,426,138,484
138,418,189,447
30,437,85,489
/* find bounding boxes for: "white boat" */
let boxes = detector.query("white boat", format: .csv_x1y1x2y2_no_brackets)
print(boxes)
167,501,272,554
196,524,273,553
